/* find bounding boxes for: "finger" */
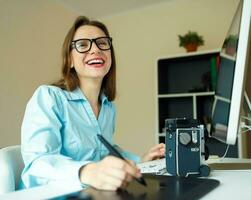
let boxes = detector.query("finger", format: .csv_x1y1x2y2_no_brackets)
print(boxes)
159,143,166,150
117,173,133,189
105,156,127,168
158,146,165,153
125,160,141,179
104,167,128,182
100,171,124,189
120,179,130,189
160,148,166,154
149,145,165,155
102,164,135,190
108,157,140,175
148,151,165,160
155,145,166,155
155,143,165,149
123,173,133,183
159,143,166,147
100,182,118,191
124,171,133,183
104,157,141,179
149,143,165,153
120,161,141,179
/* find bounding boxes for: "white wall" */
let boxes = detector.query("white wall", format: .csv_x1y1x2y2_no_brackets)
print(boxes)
0,0,239,157
0,0,77,146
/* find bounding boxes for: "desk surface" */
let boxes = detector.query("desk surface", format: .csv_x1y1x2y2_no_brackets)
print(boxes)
1,159,251,200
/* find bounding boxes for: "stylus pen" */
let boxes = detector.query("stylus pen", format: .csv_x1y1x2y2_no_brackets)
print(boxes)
97,134,147,187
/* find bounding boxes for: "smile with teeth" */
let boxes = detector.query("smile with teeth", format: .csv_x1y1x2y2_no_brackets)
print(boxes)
86,59,104,65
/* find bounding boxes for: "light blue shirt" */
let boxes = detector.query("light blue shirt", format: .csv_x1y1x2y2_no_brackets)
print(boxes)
20,85,140,189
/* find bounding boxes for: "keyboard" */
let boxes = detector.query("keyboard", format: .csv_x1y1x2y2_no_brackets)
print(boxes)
137,158,169,175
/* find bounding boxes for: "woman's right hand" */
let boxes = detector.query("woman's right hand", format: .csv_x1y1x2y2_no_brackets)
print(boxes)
79,156,142,191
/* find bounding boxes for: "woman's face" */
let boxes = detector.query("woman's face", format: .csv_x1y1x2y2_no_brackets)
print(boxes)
71,25,112,82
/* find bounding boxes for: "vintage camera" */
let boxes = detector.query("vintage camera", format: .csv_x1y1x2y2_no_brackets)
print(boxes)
165,118,210,177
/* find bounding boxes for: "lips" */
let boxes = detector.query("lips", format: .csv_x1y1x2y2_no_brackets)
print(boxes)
85,58,105,67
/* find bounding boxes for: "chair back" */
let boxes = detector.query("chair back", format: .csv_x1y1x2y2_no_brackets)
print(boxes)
0,145,24,194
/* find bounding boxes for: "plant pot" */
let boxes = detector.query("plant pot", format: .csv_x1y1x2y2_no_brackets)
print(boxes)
185,43,198,52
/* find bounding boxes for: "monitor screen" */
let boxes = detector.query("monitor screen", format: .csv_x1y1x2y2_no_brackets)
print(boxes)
211,0,251,145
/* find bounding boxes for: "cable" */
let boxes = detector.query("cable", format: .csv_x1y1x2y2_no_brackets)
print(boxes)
240,124,251,131
240,116,251,133
239,124,250,133
241,116,251,122
218,118,250,160
239,128,251,134
219,144,230,161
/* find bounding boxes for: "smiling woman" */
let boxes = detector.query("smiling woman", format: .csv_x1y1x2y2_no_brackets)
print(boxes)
69,24,113,95
19,16,165,191
52,16,116,99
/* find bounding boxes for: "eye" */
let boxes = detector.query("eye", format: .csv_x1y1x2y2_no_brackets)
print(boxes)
76,40,89,49
97,38,109,47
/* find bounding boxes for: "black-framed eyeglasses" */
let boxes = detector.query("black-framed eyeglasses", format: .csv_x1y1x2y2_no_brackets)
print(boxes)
71,37,112,53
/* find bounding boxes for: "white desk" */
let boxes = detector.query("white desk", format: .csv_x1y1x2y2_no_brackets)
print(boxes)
0,182,82,200
1,159,251,200
203,170,251,199
203,157,251,199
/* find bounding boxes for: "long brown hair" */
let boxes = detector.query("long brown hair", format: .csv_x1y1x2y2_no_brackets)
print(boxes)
52,16,116,101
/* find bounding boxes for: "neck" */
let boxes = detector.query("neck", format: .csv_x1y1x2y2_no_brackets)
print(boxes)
79,78,102,118
80,78,102,104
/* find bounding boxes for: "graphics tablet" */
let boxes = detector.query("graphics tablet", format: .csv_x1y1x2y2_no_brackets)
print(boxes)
63,174,220,200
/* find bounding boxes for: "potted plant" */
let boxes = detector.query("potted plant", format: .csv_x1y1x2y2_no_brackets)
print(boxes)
223,34,238,56
178,31,204,52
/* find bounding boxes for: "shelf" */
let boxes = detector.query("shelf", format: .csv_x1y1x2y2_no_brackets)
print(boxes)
157,49,220,60
157,52,219,94
220,52,236,61
158,91,215,98
156,51,218,137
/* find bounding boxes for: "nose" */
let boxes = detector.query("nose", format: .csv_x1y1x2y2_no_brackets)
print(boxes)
89,41,101,54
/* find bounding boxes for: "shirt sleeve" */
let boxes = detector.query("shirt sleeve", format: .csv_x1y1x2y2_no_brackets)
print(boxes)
20,86,89,189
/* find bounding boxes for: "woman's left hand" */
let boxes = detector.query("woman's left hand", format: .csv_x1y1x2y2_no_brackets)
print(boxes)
141,143,165,162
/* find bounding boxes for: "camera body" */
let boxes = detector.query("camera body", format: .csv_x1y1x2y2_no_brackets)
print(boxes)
165,118,210,177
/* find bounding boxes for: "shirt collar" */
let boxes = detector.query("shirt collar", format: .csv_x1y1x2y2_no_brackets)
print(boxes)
64,87,108,104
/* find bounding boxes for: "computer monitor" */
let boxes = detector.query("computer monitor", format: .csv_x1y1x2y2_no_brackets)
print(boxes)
210,0,251,146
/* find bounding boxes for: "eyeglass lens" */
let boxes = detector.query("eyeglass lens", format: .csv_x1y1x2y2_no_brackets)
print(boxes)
74,37,111,53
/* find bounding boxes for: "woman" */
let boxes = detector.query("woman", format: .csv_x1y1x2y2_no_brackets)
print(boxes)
20,16,165,191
